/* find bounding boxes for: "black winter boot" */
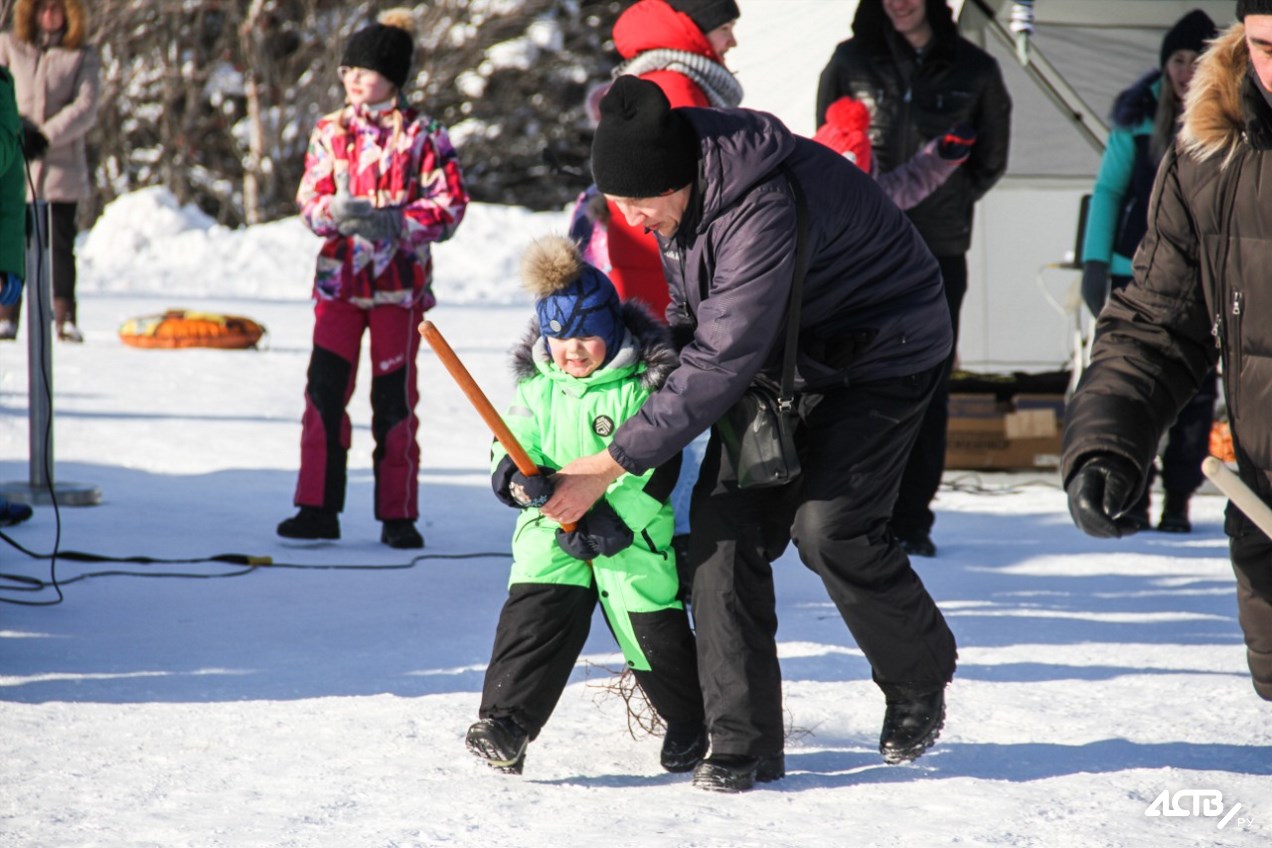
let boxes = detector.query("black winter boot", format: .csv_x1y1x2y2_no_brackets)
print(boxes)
277,506,339,540
1158,490,1192,533
692,754,759,792
879,685,946,765
381,519,424,549
660,721,707,773
465,717,529,774
690,752,785,792
898,531,936,558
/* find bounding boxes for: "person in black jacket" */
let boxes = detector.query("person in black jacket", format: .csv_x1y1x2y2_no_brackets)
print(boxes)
816,0,1011,557
542,76,958,793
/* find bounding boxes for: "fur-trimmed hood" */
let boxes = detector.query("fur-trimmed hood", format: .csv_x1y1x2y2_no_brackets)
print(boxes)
510,300,678,393
1111,69,1161,130
1180,22,1263,163
12,0,90,49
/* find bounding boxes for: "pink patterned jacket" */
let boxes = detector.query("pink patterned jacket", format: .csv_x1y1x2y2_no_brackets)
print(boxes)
297,102,469,309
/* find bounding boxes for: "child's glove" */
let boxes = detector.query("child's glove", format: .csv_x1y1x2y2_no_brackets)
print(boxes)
492,454,555,508
19,118,48,159
0,272,23,307
555,499,634,560
337,208,404,243
329,194,374,222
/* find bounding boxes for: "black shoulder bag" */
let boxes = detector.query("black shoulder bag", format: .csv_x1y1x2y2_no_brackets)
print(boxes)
717,166,811,489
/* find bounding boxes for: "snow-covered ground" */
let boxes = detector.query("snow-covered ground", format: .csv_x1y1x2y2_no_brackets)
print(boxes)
2,3,1269,846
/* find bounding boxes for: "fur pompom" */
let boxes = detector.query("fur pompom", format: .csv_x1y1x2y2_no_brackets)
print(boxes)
378,7,416,36
521,235,585,298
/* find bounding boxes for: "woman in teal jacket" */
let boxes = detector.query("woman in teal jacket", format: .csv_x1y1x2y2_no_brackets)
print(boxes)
466,235,704,777
1079,9,1219,533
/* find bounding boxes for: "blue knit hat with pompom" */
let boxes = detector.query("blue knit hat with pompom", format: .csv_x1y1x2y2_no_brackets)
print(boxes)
523,236,624,367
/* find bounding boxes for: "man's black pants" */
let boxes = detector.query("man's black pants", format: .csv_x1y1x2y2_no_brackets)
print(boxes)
892,253,967,541
688,364,958,758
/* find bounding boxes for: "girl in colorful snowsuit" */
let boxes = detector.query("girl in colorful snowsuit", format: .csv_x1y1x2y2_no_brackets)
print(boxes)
279,9,468,549
466,235,705,776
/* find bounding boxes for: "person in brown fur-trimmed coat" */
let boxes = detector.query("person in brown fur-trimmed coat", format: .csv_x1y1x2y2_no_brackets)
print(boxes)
1062,3,1272,702
0,0,100,342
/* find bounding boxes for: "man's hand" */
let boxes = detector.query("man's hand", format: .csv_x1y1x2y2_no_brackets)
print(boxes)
1066,453,1143,538
540,450,624,526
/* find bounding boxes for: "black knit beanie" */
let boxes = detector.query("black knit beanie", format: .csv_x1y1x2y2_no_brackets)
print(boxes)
342,15,414,89
1160,9,1217,67
1238,0,1272,19
666,0,741,34
591,75,700,198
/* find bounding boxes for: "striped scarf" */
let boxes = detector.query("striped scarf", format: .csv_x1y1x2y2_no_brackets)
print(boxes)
616,49,744,108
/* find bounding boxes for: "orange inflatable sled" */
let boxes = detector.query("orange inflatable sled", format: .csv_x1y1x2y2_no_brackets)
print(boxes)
118,309,267,350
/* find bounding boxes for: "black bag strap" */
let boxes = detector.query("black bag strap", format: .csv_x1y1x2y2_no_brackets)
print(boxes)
777,163,810,411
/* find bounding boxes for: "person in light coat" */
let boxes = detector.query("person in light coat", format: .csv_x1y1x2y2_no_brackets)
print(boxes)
0,0,100,342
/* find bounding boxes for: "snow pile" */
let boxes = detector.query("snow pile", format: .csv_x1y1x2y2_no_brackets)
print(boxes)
77,185,570,304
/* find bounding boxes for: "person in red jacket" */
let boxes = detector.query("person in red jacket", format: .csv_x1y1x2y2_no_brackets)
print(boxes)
605,0,741,320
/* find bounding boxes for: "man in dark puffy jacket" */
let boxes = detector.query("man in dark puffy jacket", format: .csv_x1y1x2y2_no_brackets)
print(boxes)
816,0,1012,558
541,75,958,792
1063,3,1272,702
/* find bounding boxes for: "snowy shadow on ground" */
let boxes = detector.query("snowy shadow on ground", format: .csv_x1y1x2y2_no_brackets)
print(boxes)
0,462,517,705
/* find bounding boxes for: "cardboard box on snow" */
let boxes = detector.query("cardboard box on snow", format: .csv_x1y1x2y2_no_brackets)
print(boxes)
945,393,1064,470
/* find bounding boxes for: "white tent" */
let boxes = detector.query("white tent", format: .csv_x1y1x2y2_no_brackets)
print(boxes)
956,0,1236,371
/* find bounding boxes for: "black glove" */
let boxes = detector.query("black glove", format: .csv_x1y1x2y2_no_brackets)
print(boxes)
1066,453,1143,539
1080,260,1110,318
555,499,634,560
20,118,48,160
492,454,555,509
937,121,976,161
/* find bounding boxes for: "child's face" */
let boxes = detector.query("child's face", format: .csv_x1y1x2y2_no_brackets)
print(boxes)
339,66,397,107
547,336,607,378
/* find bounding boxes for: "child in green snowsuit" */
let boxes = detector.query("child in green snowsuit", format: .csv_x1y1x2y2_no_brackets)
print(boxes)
466,235,705,776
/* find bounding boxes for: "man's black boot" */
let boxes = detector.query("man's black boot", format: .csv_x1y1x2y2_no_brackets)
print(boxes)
879,685,946,765
692,754,760,792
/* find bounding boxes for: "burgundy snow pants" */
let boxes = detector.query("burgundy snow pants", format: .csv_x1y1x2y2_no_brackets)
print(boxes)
293,297,424,520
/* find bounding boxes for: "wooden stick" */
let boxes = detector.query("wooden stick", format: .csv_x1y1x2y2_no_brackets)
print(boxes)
420,320,575,532
1202,456,1272,538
